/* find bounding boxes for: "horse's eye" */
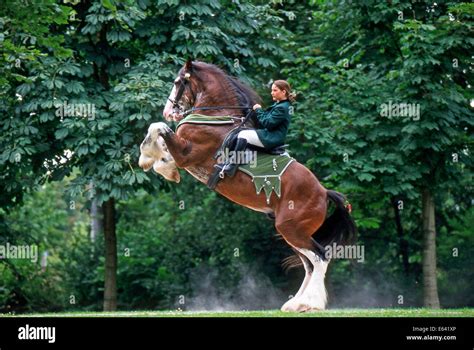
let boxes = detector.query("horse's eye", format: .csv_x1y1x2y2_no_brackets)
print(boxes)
161,158,167,163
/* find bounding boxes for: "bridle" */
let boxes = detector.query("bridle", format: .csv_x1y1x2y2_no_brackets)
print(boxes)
168,71,255,126
168,72,192,113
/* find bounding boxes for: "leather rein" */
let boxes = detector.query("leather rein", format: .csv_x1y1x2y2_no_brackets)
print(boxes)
168,72,255,127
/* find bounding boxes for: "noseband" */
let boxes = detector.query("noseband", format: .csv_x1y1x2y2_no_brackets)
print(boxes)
168,72,191,113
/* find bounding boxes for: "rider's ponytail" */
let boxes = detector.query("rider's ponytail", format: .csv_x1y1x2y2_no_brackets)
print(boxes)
287,91,297,103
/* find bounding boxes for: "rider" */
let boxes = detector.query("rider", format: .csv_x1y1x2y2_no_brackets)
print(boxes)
217,80,295,177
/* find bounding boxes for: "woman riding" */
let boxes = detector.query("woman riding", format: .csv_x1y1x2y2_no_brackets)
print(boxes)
218,80,296,177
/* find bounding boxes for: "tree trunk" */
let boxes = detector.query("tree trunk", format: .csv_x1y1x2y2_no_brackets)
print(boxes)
102,198,117,311
90,197,102,243
391,197,409,274
421,189,440,308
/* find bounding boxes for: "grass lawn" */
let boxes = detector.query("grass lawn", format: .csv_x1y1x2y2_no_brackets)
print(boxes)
3,308,473,318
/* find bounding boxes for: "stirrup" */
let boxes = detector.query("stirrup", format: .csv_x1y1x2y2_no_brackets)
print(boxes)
225,163,239,177
207,165,224,190
219,165,226,179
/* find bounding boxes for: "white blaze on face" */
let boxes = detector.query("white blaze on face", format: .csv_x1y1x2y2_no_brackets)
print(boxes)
163,77,180,121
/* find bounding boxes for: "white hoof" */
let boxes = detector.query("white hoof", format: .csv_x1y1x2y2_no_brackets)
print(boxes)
281,289,327,312
297,296,326,311
149,122,172,136
281,297,323,312
281,297,300,312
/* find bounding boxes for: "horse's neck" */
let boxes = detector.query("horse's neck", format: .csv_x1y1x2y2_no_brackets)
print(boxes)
181,122,238,184
194,84,249,113
192,99,256,128
182,92,254,182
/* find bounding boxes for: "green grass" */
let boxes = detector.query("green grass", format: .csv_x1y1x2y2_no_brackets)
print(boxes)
2,308,473,318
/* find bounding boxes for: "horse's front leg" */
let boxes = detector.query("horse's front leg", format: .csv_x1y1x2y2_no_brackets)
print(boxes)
149,122,193,168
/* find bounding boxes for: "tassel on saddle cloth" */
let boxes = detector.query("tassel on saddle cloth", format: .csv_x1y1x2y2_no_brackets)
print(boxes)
239,152,294,205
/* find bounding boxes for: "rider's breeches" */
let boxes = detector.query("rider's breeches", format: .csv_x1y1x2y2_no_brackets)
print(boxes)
237,130,264,147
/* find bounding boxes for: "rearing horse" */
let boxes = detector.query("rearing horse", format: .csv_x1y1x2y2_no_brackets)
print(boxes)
150,59,356,312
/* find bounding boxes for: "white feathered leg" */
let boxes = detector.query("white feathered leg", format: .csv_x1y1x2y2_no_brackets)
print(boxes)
281,254,312,312
296,249,329,311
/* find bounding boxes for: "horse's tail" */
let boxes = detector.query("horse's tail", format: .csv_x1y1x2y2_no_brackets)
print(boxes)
313,190,357,250
283,190,357,270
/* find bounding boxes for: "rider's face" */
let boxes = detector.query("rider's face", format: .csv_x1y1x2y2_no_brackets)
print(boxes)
271,84,287,102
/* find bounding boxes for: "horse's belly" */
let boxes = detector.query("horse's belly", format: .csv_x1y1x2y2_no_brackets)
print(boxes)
186,166,274,214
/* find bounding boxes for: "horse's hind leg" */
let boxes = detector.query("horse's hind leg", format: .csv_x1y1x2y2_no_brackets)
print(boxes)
293,248,329,311
276,209,328,312
292,252,313,298
279,241,329,312
281,252,313,312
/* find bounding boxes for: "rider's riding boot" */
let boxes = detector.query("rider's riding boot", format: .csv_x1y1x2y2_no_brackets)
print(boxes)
214,138,248,178
226,137,248,177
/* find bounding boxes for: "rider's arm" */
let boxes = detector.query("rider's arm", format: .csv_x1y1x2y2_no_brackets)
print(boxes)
256,106,287,130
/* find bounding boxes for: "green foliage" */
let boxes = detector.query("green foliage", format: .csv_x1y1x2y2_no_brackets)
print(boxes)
282,0,473,306
0,180,90,312
0,175,290,311
1,0,291,208
115,174,289,309
0,0,73,208
0,0,472,312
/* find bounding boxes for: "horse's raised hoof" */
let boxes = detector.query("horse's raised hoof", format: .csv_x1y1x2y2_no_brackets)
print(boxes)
149,122,173,137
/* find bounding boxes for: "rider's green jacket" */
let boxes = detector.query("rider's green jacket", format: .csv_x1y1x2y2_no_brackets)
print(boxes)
255,99,291,149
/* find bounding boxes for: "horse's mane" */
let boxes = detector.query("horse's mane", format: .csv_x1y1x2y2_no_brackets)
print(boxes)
189,61,262,108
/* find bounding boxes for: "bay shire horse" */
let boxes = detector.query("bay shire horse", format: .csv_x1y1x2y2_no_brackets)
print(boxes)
149,60,356,312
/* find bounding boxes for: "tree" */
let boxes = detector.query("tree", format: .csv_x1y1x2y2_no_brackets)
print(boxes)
2,0,471,312
281,0,473,307
2,0,292,311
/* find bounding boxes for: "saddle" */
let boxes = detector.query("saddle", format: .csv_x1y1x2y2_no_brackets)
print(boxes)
247,144,288,156
207,129,292,196
214,129,287,160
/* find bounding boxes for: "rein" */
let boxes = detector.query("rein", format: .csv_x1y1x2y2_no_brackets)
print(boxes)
170,70,255,121
184,106,254,128
183,105,252,115
169,69,257,131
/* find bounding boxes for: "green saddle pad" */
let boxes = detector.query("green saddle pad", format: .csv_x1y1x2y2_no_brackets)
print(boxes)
176,114,237,130
239,152,295,204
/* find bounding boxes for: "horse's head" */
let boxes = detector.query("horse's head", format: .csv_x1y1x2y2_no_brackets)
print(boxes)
139,123,180,183
163,59,262,124
163,58,196,122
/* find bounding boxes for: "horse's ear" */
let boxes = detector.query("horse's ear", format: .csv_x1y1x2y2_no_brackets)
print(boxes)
184,58,193,73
